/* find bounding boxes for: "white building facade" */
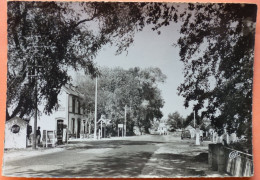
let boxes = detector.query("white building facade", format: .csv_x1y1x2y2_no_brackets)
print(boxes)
5,117,28,149
34,84,90,144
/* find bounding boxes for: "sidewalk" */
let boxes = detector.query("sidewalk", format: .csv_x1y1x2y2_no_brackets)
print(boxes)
140,136,228,177
3,147,65,162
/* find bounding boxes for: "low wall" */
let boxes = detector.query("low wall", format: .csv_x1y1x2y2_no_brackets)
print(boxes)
208,144,253,177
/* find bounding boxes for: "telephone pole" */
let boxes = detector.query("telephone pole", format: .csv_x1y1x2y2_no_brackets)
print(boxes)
124,105,127,137
94,77,98,139
194,110,196,127
28,61,42,149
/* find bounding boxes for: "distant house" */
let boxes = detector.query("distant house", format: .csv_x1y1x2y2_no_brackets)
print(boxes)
158,121,168,135
34,84,89,144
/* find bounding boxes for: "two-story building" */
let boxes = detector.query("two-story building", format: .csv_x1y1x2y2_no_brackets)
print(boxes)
34,84,90,144
158,120,169,135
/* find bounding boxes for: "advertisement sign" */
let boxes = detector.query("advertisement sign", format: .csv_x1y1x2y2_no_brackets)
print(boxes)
42,130,55,147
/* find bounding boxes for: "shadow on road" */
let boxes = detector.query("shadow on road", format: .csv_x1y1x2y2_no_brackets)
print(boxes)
8,151,154,177
141,152,209,177
66,140,163,150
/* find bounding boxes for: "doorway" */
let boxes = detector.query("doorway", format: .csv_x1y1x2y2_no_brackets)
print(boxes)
57,120,64,144
77,119,81,138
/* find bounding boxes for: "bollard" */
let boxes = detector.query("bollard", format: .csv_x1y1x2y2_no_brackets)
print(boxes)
217,144,226,173
209,143,219,171
208,144,213,167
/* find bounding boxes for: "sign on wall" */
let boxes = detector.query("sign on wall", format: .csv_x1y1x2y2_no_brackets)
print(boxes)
11,124,20,134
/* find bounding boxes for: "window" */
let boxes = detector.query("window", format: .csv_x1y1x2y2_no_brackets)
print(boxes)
72,118,75,134
69,96,73,112
78,101,81,114
75,99,78,114
72,98,76,113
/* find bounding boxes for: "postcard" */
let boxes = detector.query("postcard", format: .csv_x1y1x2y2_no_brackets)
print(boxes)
2,1,257,178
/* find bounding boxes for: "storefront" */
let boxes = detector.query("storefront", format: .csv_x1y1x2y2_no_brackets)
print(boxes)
36,84,89,144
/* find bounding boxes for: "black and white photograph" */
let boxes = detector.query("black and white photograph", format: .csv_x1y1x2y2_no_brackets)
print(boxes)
2,1,257,178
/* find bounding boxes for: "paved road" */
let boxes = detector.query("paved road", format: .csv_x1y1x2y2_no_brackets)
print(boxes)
2,135,223,178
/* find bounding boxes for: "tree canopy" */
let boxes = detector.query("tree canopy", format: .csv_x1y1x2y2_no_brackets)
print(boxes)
6,2,147,119
7,2,257,145
175,4,256,142
166,111,185,131
75,67,166,135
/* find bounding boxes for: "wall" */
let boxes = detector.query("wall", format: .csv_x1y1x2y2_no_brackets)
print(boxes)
4,117,27,149
36,90,68,135
208,143,253,177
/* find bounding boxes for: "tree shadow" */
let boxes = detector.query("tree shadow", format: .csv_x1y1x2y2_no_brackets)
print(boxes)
5,151,154,177
66,140,163,150
141,153,209,177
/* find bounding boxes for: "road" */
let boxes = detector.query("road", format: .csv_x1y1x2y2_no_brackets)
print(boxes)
2,135,223,178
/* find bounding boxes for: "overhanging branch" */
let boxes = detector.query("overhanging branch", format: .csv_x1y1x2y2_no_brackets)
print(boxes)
72,7,97,29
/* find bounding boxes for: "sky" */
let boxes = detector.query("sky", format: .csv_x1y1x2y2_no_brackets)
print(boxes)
93,23,193,119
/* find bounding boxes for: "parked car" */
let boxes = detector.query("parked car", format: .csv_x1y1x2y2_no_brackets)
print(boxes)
181,130,191,139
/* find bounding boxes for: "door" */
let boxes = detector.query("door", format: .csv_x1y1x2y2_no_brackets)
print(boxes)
57,120,64,144
77,119,81,138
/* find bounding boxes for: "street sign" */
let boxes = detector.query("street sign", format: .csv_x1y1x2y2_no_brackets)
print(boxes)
118,124,123,128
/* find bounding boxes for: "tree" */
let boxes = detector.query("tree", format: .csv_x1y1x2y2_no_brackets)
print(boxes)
6,2,149,119
175,4,256,145
167,111,185,131
7,2,256,148
75,67,166,135
184,112,202,128
131,3,256,147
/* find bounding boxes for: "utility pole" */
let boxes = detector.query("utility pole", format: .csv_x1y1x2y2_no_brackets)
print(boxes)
124,105,127,137
33,73,38,149
88,110,91,135
194,110,196,127
100,121,103,138
28,60,42,149
94,77,98,139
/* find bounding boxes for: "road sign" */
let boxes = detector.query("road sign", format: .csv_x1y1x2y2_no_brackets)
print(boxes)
118,124,123,128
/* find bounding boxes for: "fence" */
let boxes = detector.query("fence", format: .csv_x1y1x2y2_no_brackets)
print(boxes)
208,144,253,177
224,146,253,176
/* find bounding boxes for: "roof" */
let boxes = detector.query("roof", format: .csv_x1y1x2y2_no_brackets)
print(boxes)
185,125,195,130
6,117,28,125
62,84,84,98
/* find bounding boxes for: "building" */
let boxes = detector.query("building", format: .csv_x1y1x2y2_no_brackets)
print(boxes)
35,84,90,144
5,117,28,149
158,120,168,135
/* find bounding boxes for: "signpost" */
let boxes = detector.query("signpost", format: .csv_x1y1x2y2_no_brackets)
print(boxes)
195,128,200,145
124,105,127,137
94,77,98,139
98,115,111,138
118,124,123,137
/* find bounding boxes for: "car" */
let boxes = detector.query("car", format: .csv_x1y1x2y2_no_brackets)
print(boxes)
181,130,191,139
